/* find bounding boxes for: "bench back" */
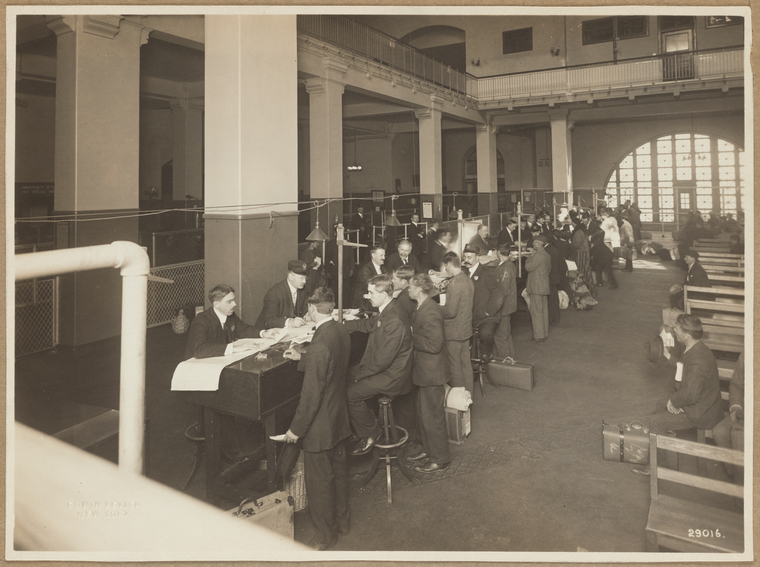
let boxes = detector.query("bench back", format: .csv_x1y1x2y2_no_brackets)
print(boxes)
649,434,744,501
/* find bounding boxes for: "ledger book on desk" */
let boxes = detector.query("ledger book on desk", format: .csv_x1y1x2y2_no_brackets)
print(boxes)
171,341,274,392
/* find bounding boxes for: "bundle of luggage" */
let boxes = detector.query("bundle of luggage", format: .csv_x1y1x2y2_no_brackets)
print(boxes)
568,275,598,311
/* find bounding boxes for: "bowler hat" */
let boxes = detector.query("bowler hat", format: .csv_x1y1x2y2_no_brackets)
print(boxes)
288,260,309,275
684,249,700,260
532,235,548,244
462,245,479,255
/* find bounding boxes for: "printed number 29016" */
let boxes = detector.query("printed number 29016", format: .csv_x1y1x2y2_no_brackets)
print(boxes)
688,529,722,538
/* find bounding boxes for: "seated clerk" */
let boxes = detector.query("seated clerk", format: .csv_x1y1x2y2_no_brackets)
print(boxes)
467,224,494,256
391,265,417,322
185,284,267,464
669,249,711,311
497,219,518,247
351,246,387,311
254,260,311,331
342,275,413,456
385,239,422,274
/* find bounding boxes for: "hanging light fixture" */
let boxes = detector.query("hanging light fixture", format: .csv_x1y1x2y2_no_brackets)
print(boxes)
385,195,402,226
306,219,328,242
347,128,362,171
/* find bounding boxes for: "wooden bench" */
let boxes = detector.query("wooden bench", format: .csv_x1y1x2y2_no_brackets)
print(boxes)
684,285,744,355
645,434,744,553
702,264,744,276
704,274,744,288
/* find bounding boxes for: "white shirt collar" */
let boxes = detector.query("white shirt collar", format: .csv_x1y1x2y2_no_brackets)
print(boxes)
378,297,392,313
372,261,383,274
314,316,332,330
213,307,228,327
287,280,299,297
468,262,480,276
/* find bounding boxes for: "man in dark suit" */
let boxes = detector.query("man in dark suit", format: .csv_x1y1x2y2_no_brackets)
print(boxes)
344,275,413,455
525,235,551,342
385,239,422,274
440,251,475,393
391,265,417,322
352,206,372,262
632,314,723,476
429,228,452,273
185,284,265,360
404,273,450,473
351,246,386,310
544,237,563,324
185,284,267,464
493,245,518,359
254,260,310,330
497,219,518,247
468,224,493,256
407,213,426,260
462,246,503,357
282,288,352,550
669,249,711,310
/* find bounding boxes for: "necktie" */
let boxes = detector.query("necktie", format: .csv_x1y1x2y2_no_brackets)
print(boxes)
292,290,297,307
223,319,233,344
403,259,407,265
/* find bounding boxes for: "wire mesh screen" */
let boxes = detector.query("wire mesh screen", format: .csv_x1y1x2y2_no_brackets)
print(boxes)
147,261,205,328
16,278,56,357
141,229,204,268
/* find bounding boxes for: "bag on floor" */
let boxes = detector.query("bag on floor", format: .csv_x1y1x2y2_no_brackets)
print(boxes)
228,490,295,539
602,420,650,464
486,357,535,391
558,290,569,310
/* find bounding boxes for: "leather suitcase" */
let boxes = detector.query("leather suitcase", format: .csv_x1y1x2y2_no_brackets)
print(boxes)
486,357,535,391
228,490,295,539
445,406,471,445
602,421,650,464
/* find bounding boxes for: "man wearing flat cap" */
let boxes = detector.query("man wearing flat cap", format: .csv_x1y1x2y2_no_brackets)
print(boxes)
668,249,711,311
254,260,310,330
525,235,551,342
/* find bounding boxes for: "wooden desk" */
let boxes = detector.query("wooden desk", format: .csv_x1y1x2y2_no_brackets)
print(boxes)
182,332,368,506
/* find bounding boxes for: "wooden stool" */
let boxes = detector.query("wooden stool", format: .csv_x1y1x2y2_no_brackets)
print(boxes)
358,396,420,503
470,327,491,397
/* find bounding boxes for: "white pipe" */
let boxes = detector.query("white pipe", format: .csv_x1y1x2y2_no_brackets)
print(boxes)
15,241,150,474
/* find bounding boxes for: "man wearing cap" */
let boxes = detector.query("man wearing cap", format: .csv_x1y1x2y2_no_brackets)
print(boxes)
669,249,711,311
632,314,722,476
254,260,310,330
462,245,503,357
525,235,551,343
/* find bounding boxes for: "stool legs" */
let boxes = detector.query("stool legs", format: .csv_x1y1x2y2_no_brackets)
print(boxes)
471,330,487,398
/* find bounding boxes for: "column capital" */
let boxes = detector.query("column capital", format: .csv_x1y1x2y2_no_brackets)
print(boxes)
46,15,76,36
547,108,570,121
304,77,345,97
321,55,349,82
83,15,124,39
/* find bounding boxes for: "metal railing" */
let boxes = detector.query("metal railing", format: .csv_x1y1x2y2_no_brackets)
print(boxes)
140,228,204,268
298,15,475,97
476,47,743,101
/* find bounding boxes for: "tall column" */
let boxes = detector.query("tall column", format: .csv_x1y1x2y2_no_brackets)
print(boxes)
476,122,498,216
204,15,298,321
170,95,204,201
46,15,147,347
416,94,444,221
549,109,573,205
305,57,346,236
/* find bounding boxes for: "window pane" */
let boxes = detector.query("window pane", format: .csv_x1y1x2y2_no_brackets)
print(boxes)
695,152,711,166
503,27,533,54
680,193,690,209
617,16,648,39
717,139,733,151
619,169,634,182
718,152,735,166
620,155,634,168
675,138,691,153
582,17,614,45
694,137,710,152
637,142,651,155
676,167,692,180
675,153,692,166
657,154,672,168
637,183,652,193
637,168,651,182
658,184,673,194
657,139,672,153
695,167,711,180
696,184,712,194
696,195,712,211
660,195,674,209
636,155,651,168
609,170,617,183
638,196,652,208
719,167,735,180
658,168,673,181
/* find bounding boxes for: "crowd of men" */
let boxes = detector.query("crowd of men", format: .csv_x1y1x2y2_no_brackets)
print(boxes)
181,201,744,549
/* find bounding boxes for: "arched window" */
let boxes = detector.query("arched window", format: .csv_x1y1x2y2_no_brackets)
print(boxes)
605,134,745,222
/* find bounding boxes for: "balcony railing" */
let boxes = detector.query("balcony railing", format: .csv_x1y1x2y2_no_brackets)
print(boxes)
476,47,743,101
298,15,473,96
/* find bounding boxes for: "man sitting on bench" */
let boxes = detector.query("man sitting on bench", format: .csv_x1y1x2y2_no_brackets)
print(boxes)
712,351,745,480
668,249,711,311
632,314,723,476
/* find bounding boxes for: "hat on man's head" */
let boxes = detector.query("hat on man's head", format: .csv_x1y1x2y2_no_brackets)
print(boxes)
684,249,700,260
532,235,548,244
462,245,479,255
288,260,309,275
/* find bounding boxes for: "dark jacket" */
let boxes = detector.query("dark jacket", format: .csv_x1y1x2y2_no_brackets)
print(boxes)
468,263,504,327
393,287,417,322
525,248,551,295
385,252,422,275
406,222,426,256
410,297,448,387
351,261,387,309
468,234,493,256
670,341,723,429
441,271,474,341
494,259,518,317
429,240,448,272
290,319,352,453
185,308,261,360
545,242,563,286
685,262,711,288
344,300,413,396
497,228,515,247
254,280,308,330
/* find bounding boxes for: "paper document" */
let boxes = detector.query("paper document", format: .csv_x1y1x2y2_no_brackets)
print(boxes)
170,338,276,391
